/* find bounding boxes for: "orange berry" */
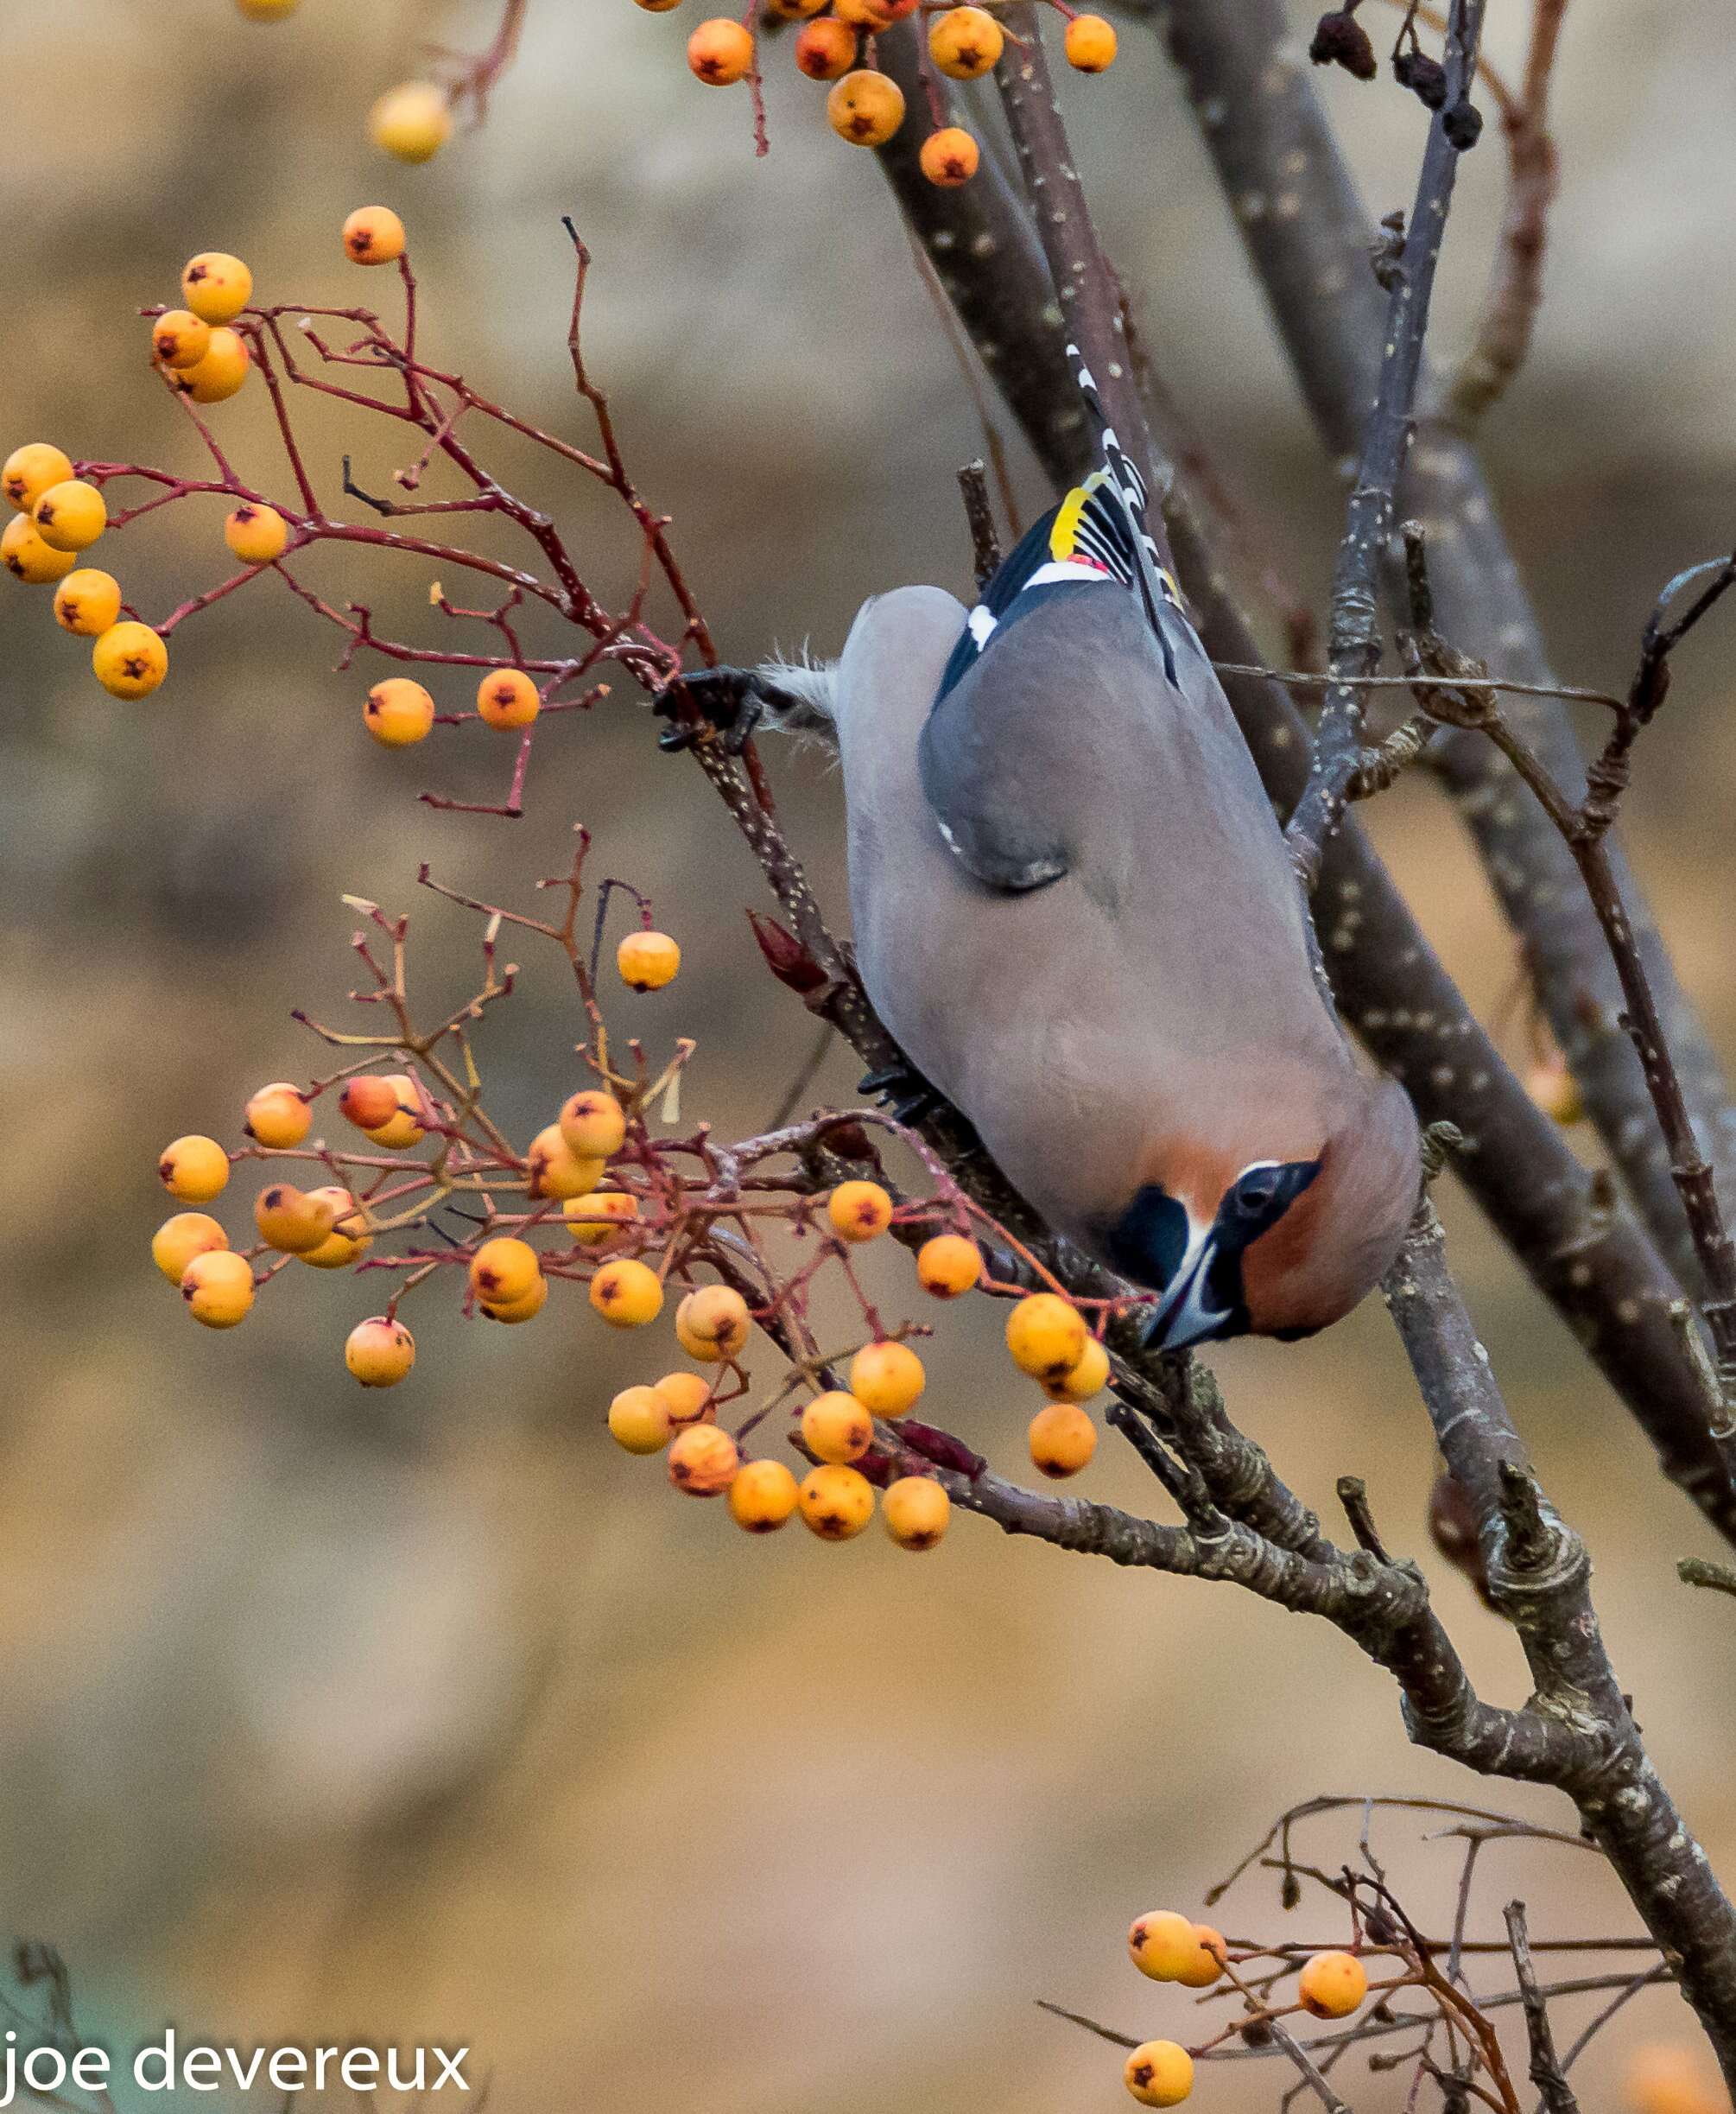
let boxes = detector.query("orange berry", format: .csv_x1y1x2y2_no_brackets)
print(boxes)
528,1124,605,1201
181,252,253,325
370,82,452,162
1128,1910,1205,1983
1527,1056,1585,1126
801,1389,874,1464
655,1371,716,1427
253,1181,336,1255
338,1074,402,1133
364,1074,426,1149
92,622,168,698
52,568,122,636
1029,1401,1097,1478
609,1384,675,1456
675,1285,752,1362
849,1339,925,1418
345,1316,415,1387
300,1187,370,1269
32,479,105,553
883,1474,950,1550
834,0,916,22
928,5,1003,78
1625,2045,1726,2114
3,514,76,583
617,930,681,992
634,0,684,9
687,19,754,84
798,1463,875,1540
827,68,906,146
471,1235,542,1307
243,1080,310,1148
916,1234,983,1298
159,1133,229,1203
3,442,74,514
364,676,436,747
563,1189,640,1246
920,127,980,186
1065,12,1118,71
174,327,251,403
827,1178,894,1242
765,0,826,16
152,1211,229,1285
1176,1926,1227,1990
152,310,212,370
591,1257,664,1328
225,502,289,566
729,1457,801,1532
343,206,407,265
483,1273,549,1324
560,1089,626,1159
1045,1333,1110,1403
795,17,856,78
1124,2041,1192,2108
476,667,539,729
181,1247,256,1328
1006,1291,1087,1380
668,1421,739,1495
1297,1951,1367,2019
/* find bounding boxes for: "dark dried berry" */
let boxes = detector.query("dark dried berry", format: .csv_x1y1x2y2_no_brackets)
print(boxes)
1442,96,1485,149
1393,46,1448,108
1309,9,1378,79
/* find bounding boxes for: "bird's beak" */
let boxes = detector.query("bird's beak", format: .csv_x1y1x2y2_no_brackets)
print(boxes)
1147,1230,1232,1349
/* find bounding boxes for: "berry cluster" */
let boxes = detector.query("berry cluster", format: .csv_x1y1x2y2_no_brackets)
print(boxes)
148,840,1129,1557
666,1,1116,180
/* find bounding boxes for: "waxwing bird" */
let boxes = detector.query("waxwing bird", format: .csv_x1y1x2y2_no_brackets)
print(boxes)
675,352,1421,1347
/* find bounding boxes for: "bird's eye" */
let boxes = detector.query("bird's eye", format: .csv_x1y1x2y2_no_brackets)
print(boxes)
1238,1169,1280,1209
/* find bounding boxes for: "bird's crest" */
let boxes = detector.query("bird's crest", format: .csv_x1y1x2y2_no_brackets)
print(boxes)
936,343,1183,701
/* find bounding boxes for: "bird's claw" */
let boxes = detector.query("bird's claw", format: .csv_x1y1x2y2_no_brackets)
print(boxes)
858,1059,943,1128
652,667,764,758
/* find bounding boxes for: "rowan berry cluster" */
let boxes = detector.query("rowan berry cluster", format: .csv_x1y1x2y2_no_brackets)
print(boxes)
668,0,1118,179
149,837,1127,1559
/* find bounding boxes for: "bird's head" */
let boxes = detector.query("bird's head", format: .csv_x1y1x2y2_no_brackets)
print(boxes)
1103,1076,1420,1348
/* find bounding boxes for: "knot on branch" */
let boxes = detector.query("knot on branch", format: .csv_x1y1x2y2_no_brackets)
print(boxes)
1486,1461,1590,1607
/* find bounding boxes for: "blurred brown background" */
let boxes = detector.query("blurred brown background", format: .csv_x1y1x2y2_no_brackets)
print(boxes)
2,1,1735,2107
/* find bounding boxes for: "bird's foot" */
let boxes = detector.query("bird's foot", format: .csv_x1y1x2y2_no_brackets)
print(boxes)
652,667,765,757
858,1058,944,1128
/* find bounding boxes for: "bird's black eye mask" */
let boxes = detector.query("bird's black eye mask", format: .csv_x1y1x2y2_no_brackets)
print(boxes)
1104,1159,1321,1348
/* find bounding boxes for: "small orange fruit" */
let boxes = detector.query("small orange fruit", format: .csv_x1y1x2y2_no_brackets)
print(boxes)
1006,1292,1087,1381
916,1233,983,1298
1065,12,1118,71
338,1075,402,1133
590,1257,664,1328
668,1422,739,1495
159,1133,229,1203
470,1235,542,1308
152,311,212,370
53,568,123,636
1129,1911,1205,1983
609,1385,675,1456
225,502,290,566
798,1463,875,1539
849,1339,925,1417
476,667,539,729
1029,1401,1097,1478
1176,1926,1227,1990
729,1458,802,1532
243,1080,310,1149
654,1371,716,1427
92,622,168,698
301,1187,370,1269
928,5,1003,78
364,1074,426,1149
152,1212,229,1285
369,82,452,162
827,68,906,146
3,514,77,584
687,19,755,84
181,252,253,324
560,1089,626,1159
920,127,980,186
1045,1333,1110,1403
617,930,681,992
563,1189,640,1246
1297,1951,1368,2019
827,1179,894,1242
345,1317,415,1387
528,1124,605,1202
675,1285,752,1362
364,676,436,747
32,479,106,552
3,443,74,514
181,1247,256,1328
883,1475,950,1550
1123,2041,1192,2107
174,327,251,403
342,206,407,265
795,17,855,78
482,1274,550,1324
801,1390,874,1465
253,1182,336,1255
